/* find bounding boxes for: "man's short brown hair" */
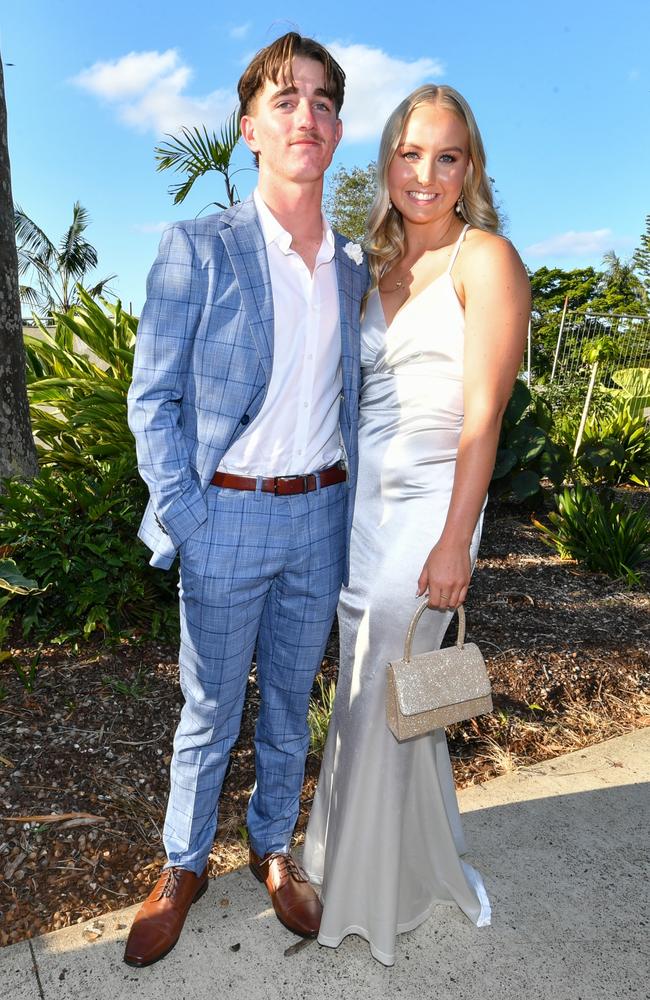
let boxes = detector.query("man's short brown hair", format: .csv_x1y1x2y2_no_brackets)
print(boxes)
237,32,345,118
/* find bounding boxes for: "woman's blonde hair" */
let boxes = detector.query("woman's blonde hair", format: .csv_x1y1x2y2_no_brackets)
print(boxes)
366,84,499,288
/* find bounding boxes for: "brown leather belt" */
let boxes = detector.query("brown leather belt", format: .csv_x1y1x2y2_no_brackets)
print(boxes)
211,463,347,496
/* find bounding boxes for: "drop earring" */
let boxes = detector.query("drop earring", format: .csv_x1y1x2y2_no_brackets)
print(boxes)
455,194,465,216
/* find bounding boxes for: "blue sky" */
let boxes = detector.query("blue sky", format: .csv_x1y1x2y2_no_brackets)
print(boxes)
3,0,649,312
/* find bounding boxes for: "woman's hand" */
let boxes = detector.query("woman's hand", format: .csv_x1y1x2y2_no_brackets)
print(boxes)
417,538,471,610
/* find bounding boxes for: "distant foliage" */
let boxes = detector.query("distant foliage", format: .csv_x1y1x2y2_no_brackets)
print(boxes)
325,163,377,243
589,251,647,316
16,201,114,319
632,214,650,299
528,266,602,378
528,238,649,381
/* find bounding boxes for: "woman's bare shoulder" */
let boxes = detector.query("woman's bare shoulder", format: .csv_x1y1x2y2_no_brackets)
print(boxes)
463,227,521,259
461,228,529,286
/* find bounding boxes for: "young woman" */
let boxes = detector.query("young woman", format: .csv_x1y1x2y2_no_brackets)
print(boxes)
303,84,530,966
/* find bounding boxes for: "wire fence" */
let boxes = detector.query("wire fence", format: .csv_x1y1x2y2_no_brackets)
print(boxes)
550,311,650,388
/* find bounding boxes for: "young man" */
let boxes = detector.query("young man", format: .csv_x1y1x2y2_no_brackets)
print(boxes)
124,33,366,966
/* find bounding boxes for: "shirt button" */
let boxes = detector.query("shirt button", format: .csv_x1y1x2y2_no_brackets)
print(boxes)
303,402,309,408
240,414,250,425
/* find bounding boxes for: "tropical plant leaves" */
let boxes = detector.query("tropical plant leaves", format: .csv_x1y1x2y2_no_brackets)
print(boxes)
24,290,138,469
491,381,571,501
0,559,44,595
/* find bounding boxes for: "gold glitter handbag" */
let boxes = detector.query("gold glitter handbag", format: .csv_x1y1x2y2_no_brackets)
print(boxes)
386,600,492,741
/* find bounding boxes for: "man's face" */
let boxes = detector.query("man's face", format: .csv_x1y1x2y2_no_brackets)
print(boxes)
241,56,342,187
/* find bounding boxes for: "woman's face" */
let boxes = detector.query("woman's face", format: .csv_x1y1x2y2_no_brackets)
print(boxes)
387,103,470,226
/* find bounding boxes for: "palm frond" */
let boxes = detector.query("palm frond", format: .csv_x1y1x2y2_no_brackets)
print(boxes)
19,283,42,312
58,203,98,281
15,205,57,266
154,110,241,205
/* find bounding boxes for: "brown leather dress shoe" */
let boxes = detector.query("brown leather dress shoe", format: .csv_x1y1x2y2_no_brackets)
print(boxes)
123,866,208,967
249,848,322,938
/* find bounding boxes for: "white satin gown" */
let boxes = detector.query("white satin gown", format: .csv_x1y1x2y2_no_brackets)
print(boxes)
303,224,491,966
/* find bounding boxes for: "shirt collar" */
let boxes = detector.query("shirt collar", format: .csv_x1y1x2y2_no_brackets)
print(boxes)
253,188,335,262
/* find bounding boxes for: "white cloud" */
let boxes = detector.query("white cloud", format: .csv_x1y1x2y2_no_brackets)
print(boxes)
327,42,444,142
73,50,182,100
72,43,444,141
525,229,617,258
229,22,251,40
72,50,236,135
132,221,170,234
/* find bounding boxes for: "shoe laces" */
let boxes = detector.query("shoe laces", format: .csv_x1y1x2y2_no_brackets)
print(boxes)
261,852,308,884
156,867,184,900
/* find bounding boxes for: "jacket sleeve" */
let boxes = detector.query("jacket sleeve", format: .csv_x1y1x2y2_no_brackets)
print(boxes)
127,224,208,550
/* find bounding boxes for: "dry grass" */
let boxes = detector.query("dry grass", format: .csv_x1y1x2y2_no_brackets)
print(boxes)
451,691,649,785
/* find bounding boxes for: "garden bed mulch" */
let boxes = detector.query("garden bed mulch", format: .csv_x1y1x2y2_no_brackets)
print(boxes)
1,492,648,948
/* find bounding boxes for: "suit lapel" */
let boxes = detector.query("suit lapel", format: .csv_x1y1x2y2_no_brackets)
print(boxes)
334,234,363,423
219,198,274,382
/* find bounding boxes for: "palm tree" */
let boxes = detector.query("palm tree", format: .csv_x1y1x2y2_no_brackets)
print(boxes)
596,250,646,312
15,201,115,319
154,109,242,209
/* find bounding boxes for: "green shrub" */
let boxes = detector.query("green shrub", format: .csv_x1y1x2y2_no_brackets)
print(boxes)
0,461,177,640
533,484,650,586
491,381,571,501
563,401,650,487
24,288,137,470
11,292,179,641
542,380,617,442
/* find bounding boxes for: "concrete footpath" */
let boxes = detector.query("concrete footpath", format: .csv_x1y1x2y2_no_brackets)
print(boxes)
3,728,648,1000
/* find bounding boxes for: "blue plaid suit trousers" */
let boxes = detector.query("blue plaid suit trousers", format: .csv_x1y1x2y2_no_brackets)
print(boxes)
164,480,346,871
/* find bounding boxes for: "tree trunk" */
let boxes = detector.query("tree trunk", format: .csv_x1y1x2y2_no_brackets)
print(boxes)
0,54,38,481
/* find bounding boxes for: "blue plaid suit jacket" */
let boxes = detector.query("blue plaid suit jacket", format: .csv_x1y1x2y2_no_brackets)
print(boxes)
128,196,367,581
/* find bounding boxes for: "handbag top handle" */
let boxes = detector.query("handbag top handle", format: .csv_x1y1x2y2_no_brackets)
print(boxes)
403,601,466,663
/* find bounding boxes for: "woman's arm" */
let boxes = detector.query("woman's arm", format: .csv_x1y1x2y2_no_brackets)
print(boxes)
417,233,531,608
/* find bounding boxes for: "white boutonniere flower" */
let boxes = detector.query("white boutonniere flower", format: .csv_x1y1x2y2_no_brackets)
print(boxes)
343,241,364,265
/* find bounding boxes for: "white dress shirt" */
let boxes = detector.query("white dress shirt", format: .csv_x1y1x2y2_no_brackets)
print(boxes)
218,189,343,477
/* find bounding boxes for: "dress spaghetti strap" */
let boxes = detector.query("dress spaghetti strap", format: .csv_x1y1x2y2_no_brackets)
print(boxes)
446,223,470,274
